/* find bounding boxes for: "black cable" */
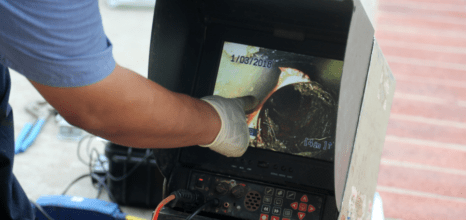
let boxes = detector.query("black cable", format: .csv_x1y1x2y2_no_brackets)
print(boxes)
86,135,95,157
90,173,118,203
79,135,153,181
95,183,103,199
77,135,93,165
88,147,101,175
62,171,119,208
61,173,91,195
31,200,55,220
80,143,118,203
69,135,125,209
88,147,109,198
185,199,219,220
88,149,116,203
73,135,152,209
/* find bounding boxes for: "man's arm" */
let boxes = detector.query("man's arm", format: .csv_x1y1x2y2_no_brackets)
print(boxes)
30,64,221,149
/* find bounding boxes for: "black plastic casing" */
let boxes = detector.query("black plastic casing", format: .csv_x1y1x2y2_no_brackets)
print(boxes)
105,143,164,208
147,1,361,219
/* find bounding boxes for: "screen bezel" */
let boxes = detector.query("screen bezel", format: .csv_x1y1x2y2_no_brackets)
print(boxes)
192,24,346,99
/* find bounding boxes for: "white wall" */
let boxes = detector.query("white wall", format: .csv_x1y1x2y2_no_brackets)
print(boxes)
359,0,379,28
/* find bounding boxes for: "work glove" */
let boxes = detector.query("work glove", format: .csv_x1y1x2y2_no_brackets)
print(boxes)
200,95,259,157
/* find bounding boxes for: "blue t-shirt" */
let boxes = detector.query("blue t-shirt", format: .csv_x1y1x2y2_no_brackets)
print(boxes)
0,0,116,87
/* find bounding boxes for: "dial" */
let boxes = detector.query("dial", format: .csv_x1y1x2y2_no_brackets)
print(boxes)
215,182,230,195
231,185,247,198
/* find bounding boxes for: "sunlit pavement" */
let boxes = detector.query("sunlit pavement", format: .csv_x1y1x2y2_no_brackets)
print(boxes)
375,0,466,219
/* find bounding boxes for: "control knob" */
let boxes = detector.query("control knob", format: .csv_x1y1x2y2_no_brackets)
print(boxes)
231,185,247,198
215,182,230,195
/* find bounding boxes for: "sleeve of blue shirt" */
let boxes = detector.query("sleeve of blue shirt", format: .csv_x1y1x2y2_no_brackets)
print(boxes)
0,0,116,88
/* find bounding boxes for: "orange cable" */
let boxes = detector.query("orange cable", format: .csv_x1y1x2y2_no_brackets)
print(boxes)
152,194,176,220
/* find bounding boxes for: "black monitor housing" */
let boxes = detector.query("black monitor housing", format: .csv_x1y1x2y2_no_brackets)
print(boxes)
148,1,395,220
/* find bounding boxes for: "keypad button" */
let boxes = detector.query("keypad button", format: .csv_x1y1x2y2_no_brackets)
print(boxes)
261,205,271,213
258,161,269,168
276,189,285,197
308,204,316,213
298,212,306,220
300,195,309,203
274,198,283,206
283,209,292,217
281,166,286,171
286,191,296,200
290,202,298,210
299,203,307,212
272,207,281,215
260,214,269,220
263,196,273,204
265,187,274,196
271,216,280,220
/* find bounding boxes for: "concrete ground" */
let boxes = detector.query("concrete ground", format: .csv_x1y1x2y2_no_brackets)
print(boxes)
9,0,466,220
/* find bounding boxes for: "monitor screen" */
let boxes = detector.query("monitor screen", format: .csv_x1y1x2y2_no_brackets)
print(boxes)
213,42,343,162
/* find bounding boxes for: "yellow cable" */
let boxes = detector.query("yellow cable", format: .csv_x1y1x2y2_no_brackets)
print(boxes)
126,215,147,220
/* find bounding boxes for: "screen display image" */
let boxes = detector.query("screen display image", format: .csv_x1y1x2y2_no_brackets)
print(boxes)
213,42,343,162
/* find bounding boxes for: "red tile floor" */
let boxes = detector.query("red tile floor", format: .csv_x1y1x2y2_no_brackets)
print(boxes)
374,0,466,219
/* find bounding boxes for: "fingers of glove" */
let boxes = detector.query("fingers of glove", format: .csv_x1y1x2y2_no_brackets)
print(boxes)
202,96,242,113
237,96,260,113
204,95,259,113
213,121,249,157
200,96,248,142
200,96,249,157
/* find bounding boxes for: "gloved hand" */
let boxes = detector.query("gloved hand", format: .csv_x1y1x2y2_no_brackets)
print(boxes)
200,95,259,157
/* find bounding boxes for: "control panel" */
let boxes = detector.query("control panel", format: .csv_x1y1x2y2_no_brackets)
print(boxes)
180,147,334,191
188,171,324,220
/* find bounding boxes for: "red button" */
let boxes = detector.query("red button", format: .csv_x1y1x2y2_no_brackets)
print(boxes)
300,195,308,202
299,203,307,211
271,216,280,220
298,212,306,220
260,214,269,220
308,204,316,213
290,202,298,210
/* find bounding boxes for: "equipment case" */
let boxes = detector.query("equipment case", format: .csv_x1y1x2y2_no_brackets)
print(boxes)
105,143,164,208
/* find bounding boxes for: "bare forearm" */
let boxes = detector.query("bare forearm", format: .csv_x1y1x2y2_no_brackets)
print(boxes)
30,65,221,149
92,86,220,148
